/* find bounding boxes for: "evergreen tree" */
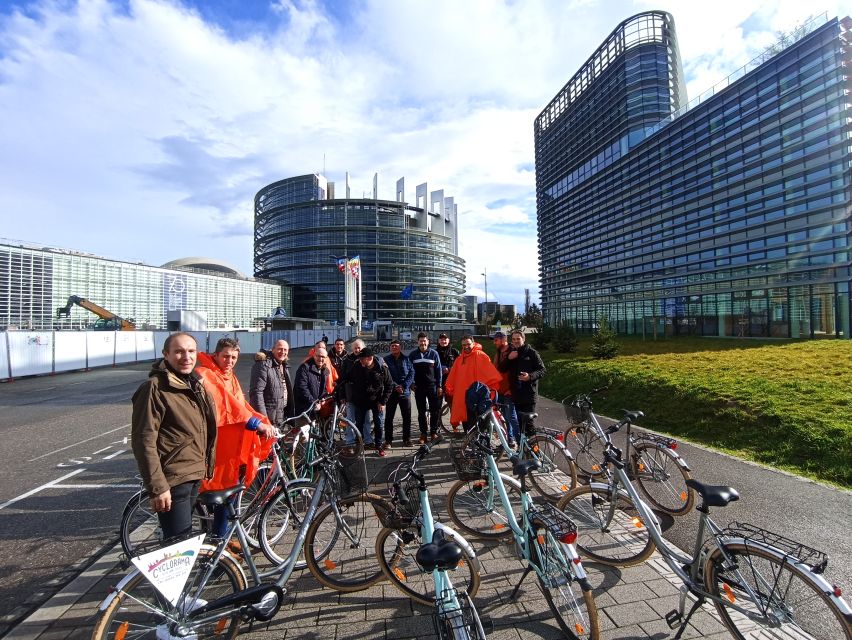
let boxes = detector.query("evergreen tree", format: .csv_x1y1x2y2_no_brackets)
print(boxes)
590,316,619,359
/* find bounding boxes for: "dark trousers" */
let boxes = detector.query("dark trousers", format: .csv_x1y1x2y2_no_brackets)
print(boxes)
415,389,440,435
385,391,412,443
158,480,200,541
514,401,537,435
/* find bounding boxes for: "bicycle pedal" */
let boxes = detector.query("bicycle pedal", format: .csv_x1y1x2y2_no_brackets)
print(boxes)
664,609,682,629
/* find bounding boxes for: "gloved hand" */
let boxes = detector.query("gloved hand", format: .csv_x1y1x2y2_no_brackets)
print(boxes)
246,416,262,431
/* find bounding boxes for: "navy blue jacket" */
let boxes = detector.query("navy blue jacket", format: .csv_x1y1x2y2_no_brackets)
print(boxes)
409,348,442,391
384,353,414,396
293,360,330,415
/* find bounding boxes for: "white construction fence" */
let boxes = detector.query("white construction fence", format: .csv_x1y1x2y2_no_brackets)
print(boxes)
0,328,355,381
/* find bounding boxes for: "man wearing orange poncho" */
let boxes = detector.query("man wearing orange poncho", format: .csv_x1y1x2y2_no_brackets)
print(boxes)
444,334,502,431
195,337,274,538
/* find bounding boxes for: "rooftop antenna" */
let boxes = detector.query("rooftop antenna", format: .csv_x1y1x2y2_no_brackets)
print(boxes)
323,153,326,177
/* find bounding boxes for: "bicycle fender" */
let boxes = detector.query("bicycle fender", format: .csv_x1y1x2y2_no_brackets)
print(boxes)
98,568,141,611
434,522,477,560
718,538,852,616
498,473,522,491
661,445,691,471
585,482,661,529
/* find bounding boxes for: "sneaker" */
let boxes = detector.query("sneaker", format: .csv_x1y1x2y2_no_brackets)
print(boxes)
419,435,428,444
430,433,440,442
377,447,387,457
508,439,517,450
402,439,413,447
365,442,375,450
384,441,392,449
226,539,242,557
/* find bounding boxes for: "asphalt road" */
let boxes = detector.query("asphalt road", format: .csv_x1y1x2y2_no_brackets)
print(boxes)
0,356,849,635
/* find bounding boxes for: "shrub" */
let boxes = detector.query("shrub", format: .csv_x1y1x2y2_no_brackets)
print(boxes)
552,321,578,353
529,324,553,350
590,316,619,359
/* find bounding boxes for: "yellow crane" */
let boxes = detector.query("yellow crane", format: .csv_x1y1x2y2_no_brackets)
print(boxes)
56,296,136,331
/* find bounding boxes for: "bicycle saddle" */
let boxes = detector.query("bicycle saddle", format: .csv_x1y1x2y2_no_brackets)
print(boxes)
686,479,739,508
197,484,245,507
516,411,538,422
415,529,464,571
511,455,542,478
621,410,644,422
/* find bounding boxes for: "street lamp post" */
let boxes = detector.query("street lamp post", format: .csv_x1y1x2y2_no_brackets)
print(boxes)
481,268,488,336
330,254,349,327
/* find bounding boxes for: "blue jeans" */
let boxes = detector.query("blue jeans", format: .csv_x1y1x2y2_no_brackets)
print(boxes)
499,397,520,443
352,404,384,445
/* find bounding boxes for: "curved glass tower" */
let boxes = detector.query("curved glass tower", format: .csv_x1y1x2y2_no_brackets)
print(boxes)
254,174,466,327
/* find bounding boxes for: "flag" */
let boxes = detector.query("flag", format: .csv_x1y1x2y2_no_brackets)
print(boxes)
400,283,414,300
349,255,360,280
336,258,346,273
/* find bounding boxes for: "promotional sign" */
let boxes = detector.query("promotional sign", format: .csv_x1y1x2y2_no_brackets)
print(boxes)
131,534,205,605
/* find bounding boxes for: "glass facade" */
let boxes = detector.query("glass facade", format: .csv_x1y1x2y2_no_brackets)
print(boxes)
254,174,466,327
535,12,852,339
0,243,286,330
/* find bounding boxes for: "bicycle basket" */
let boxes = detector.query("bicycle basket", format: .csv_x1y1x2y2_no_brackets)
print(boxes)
380,474,421,529
335,442,369,495
562,398,589,423
450,443,485,481
528,503,578,543
722,522,829,574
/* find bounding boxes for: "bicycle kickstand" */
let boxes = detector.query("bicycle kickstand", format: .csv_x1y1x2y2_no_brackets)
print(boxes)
508,565,533,601
665,593,705,640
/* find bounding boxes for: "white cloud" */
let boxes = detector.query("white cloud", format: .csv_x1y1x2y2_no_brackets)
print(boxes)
0,0,842,311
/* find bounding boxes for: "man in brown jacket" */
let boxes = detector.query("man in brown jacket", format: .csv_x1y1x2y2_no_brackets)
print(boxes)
131,332,218,541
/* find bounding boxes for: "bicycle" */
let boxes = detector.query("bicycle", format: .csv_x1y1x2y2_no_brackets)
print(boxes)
445,407,600,639
119,405,321,557
376,442,482,606
556,391,852,639
93,425,349,640
448,402,577,518
562,388,695,515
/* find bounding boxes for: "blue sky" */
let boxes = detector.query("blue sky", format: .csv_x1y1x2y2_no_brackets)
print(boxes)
0,0,843,311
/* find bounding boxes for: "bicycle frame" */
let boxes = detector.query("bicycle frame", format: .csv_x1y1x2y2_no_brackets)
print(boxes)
476,411,590,587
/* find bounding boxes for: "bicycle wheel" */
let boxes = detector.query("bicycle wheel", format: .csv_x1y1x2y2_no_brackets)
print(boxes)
92,546,246,640
445,475,520,540
119,490,206,557
440,590,488,640
562,424,605,479
631,443,694,516
704,543,852,640
526,435,579,502
533,528,600,640
376,526,481,606
257,477,318,568
304,493,390,592
556,485,654,566
460,421,506,462
238,461,276,548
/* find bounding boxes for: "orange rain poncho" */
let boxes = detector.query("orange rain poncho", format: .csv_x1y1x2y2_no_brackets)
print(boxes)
195,352,274,492
444,342,502,426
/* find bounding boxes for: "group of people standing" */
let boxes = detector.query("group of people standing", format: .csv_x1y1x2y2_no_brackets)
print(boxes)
129,329,544,542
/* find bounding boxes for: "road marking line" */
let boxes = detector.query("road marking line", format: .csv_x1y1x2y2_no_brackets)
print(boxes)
27,424,130,462
103,449,127,460
91,446,112,455
52,484,139,489
0,469,85,511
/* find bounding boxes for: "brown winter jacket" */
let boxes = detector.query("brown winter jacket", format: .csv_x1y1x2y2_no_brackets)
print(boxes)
131,359,218,497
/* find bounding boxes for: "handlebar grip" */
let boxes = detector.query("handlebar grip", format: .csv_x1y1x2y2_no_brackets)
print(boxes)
393,481,409,505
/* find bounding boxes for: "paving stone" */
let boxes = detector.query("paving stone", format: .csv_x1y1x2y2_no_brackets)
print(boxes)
600,600,662,626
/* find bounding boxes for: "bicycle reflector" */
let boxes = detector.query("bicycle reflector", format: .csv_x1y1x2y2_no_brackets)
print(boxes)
667,441,678,450
559,531,578,544
835,585,843,597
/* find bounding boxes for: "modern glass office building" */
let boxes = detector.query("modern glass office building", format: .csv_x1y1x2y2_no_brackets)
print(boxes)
0,242,287,330
535,11,851,338
254,173,466,328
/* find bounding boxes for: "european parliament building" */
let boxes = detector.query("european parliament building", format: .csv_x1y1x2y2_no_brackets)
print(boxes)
254,173,466,328
536,12,851,339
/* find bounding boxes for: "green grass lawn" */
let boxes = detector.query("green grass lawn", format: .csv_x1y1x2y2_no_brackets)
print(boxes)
529,336,852,487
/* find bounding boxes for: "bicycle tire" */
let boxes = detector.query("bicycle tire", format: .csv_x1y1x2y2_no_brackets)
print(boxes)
92,546,246,640
460,419,506,463
631,443,695,516
304,492,390,592
238,461,276,548
119,490,206,558
257,477,318,568
441,590,488,640
376,526,481,606
704,542,852,640
555,485,655,566
561,424,605,479
445,475,520,540
526,435,579,502
532,528,600,639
